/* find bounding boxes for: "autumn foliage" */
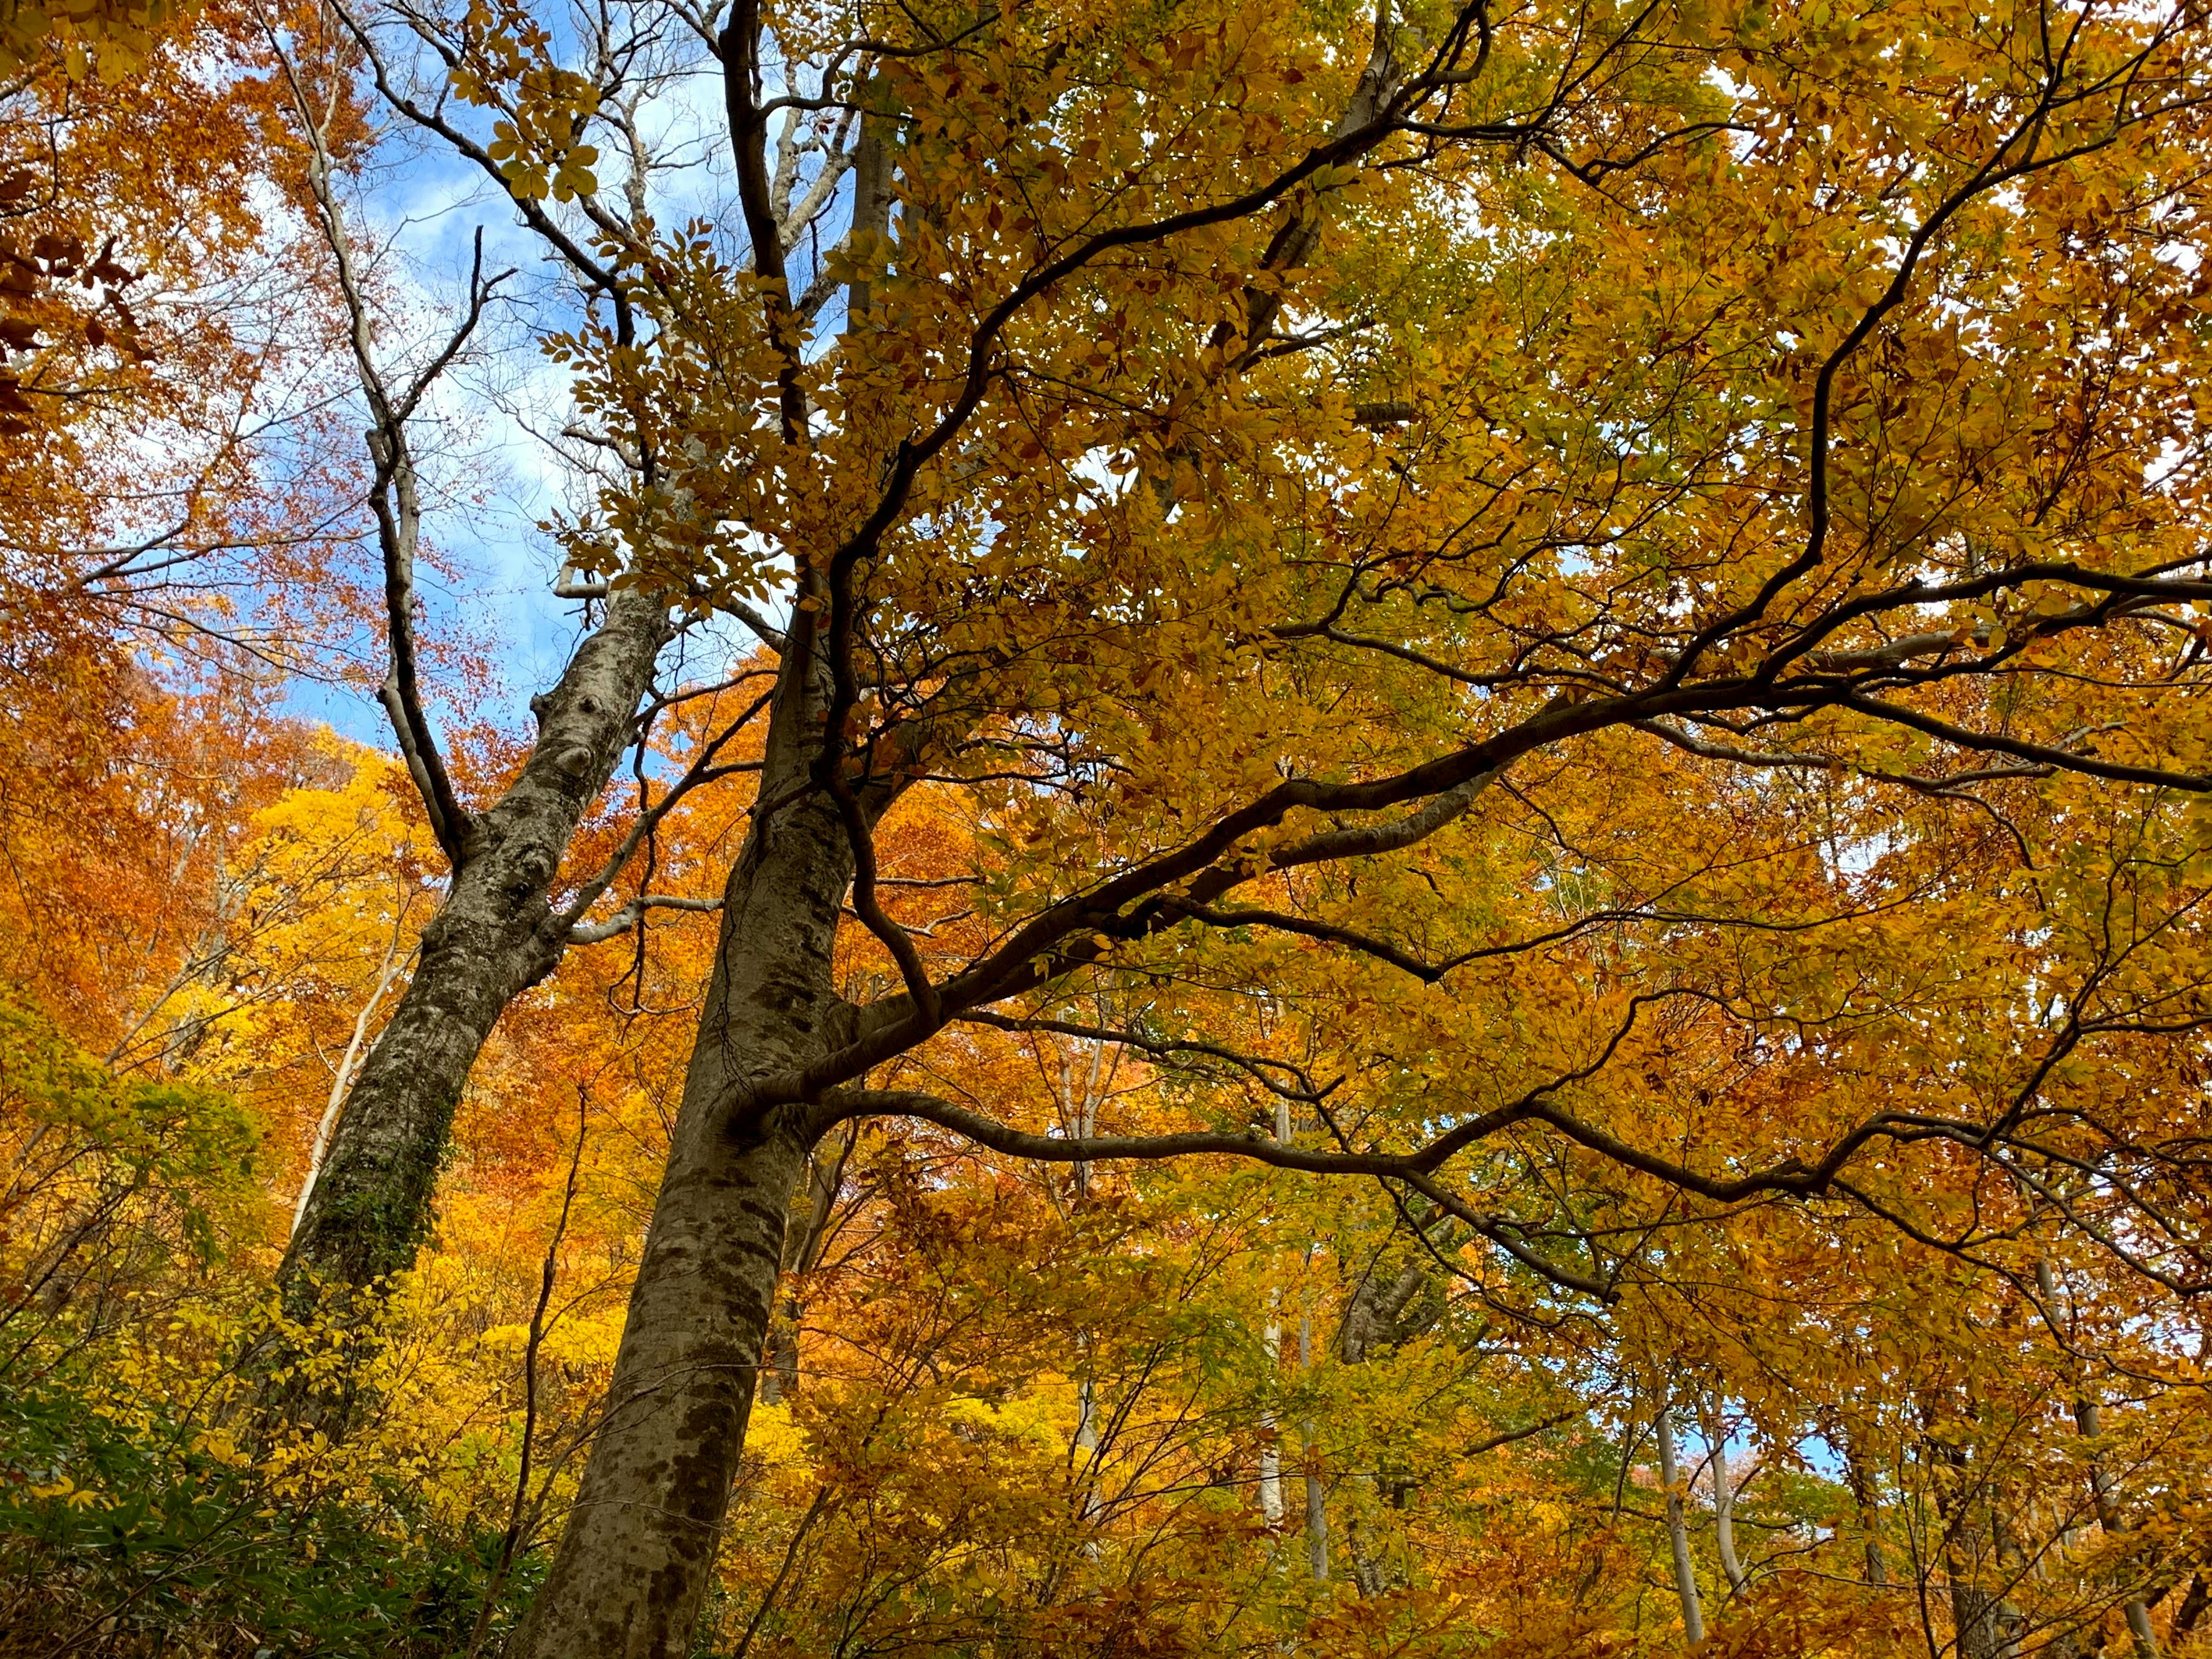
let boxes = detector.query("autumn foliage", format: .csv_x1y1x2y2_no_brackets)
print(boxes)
6,0,2212,1653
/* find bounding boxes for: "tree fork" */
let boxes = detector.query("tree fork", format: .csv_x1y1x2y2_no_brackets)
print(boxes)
513,619,865,1658
279,585,675,1310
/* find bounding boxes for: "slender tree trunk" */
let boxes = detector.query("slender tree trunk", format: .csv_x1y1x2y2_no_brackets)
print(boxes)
2074,1397,2160,1659
1706,1398,1747,1595
756,1131,849,1405
512,647,858,1659
2039,1261,2158,1659
1300,1309,1327,1584
291,903,410,1238
1657,1404,1706,1647
1074,1374,1104,1535
280,589,673,1305
1259,1094,1289,1528
1259,1296,1285,1526
1844,1439,1888,1588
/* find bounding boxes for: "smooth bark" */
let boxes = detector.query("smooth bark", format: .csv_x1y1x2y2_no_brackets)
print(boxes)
1706,1399,1747,1595
511,641,858,1659
1657,1405,1706,1647
1259,1298,1285,1526
2074,1397,2160,1659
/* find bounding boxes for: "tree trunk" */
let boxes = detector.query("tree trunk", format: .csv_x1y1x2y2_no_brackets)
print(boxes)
1258,1297,1285,1526
2040,1262,2159,1659
1300,1309,1328,1584
1843,1438,1888,1588
1335,1255,1426,1598
291,907,409,1239
2073,1398,2160,1659
518,1118,810,1658
1259,1096,1289,1528
1657,1404,1706,1647
2172,1573,2206,1642
512,651,857,1659
280,588,673,1305
1949,1571,2006,1659
1706,1399,1747,1595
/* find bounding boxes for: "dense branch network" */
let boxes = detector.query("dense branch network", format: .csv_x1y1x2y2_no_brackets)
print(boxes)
651,0,2212,1306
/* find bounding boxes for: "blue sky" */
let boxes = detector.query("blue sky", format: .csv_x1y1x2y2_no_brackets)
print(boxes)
284,24,785,747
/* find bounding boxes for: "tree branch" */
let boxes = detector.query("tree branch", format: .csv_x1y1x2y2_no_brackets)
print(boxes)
569,892,724,945
274,26,478,866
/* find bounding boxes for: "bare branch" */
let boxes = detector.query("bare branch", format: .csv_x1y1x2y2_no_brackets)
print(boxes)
272,25,475,866
569,892,724,945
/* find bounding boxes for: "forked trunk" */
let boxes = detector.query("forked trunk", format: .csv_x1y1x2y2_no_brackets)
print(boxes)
513,661,856,1659
279,588,673,1309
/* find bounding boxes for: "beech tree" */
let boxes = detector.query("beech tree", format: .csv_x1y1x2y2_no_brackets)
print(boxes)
259,7,800,1314
262,0,2212,1648
3,0,779,1333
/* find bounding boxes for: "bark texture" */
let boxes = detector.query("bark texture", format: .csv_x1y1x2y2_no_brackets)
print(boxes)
512,645,858,1659
281,587,673,1302
756,1132,849,1405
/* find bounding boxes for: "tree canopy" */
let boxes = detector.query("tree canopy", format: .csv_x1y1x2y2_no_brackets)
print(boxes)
3,0,2212,1654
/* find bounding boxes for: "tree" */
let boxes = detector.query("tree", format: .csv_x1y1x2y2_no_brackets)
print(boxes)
255,0,2212,1647
0,0,396,1074
0,0,363,649
241,5,791,1326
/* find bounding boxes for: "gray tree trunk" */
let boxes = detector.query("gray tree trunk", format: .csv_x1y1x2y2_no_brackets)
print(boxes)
1259,1297,1285,1525
279,588,673,1304
1300,1310,1328,1584
1706,1399,1747,1595
2074,1397,2160,1659
1657,1404,1706,1647
510,638,859,1659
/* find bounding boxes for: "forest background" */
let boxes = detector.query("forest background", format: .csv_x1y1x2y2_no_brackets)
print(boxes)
3,0,2212,1653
